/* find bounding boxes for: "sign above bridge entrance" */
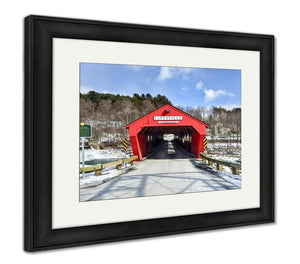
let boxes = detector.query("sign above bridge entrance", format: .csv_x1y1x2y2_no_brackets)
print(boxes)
154,116,183,121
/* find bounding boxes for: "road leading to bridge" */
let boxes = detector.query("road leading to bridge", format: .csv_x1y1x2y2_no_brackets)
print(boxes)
80,141,239,201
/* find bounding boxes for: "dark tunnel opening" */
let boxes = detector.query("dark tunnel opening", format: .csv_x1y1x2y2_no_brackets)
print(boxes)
138,126,197,159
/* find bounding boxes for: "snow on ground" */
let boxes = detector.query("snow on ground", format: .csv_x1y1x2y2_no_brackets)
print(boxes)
205,142,241,188
80,147,132,188
207,142,241,162
80,163,132,188
211,154,240,164
202,153,241,188
206,157,241,188
215,169,241,188
80,147,129,162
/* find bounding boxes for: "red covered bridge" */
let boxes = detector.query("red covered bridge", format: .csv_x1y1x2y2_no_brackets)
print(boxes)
125,104,209,161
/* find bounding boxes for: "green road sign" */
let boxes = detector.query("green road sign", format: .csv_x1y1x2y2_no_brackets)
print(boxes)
80,124,91,138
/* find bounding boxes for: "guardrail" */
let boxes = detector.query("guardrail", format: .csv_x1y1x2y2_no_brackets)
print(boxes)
200,153,241,175
80,155,138,176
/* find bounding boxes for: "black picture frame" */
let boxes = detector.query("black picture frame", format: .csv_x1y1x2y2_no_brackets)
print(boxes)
24,15,274,252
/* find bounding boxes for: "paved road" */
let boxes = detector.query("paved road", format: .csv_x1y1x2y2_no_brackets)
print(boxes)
81,141,239,201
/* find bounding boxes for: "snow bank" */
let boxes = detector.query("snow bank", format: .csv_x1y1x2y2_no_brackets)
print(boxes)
80,147,133,188
215,169,241,188
205,153,242,188
80,147,128,162
80,163,131,188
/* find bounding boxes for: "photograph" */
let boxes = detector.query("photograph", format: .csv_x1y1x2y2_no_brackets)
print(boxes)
79,63,242,201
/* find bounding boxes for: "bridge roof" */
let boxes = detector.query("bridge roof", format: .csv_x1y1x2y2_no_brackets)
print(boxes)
125,104,209,129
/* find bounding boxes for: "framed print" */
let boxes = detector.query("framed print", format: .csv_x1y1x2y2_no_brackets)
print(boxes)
24,15,274,251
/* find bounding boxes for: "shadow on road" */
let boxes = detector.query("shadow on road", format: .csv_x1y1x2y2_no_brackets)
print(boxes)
88,169,238,201
148,141,195,160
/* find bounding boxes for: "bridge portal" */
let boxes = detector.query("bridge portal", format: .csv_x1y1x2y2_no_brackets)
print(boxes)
125,104,209,161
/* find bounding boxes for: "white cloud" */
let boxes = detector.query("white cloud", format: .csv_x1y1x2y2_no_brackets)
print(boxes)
196,81,204,90
156,67,195,81
178,68,195,79
101,90,110,93
204,89,234,102
156,67,173,81
80,86,93,94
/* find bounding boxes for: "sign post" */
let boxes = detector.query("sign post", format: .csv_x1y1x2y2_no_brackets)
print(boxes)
80,122,92,178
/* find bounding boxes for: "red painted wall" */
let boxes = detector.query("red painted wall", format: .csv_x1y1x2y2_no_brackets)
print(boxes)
126,104,208,160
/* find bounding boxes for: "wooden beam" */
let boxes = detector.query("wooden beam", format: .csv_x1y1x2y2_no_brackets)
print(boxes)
79,155,138,174
200,152,241,174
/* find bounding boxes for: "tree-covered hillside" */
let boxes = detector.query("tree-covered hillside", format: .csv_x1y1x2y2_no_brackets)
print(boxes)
80,91,241,144
80,91,171,124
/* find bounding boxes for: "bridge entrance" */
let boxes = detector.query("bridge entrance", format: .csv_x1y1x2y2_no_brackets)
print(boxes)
125,104,209,161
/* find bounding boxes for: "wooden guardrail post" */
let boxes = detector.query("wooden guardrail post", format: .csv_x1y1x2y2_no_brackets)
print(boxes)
232,167,239,175
95,168,102,176
216,163,223,171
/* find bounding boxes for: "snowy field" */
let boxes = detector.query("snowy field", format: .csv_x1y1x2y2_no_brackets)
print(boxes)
206,142,241,188
80,146,128,162
207,142,241,161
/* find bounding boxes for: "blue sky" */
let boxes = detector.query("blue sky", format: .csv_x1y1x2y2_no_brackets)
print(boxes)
80,63,241,109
